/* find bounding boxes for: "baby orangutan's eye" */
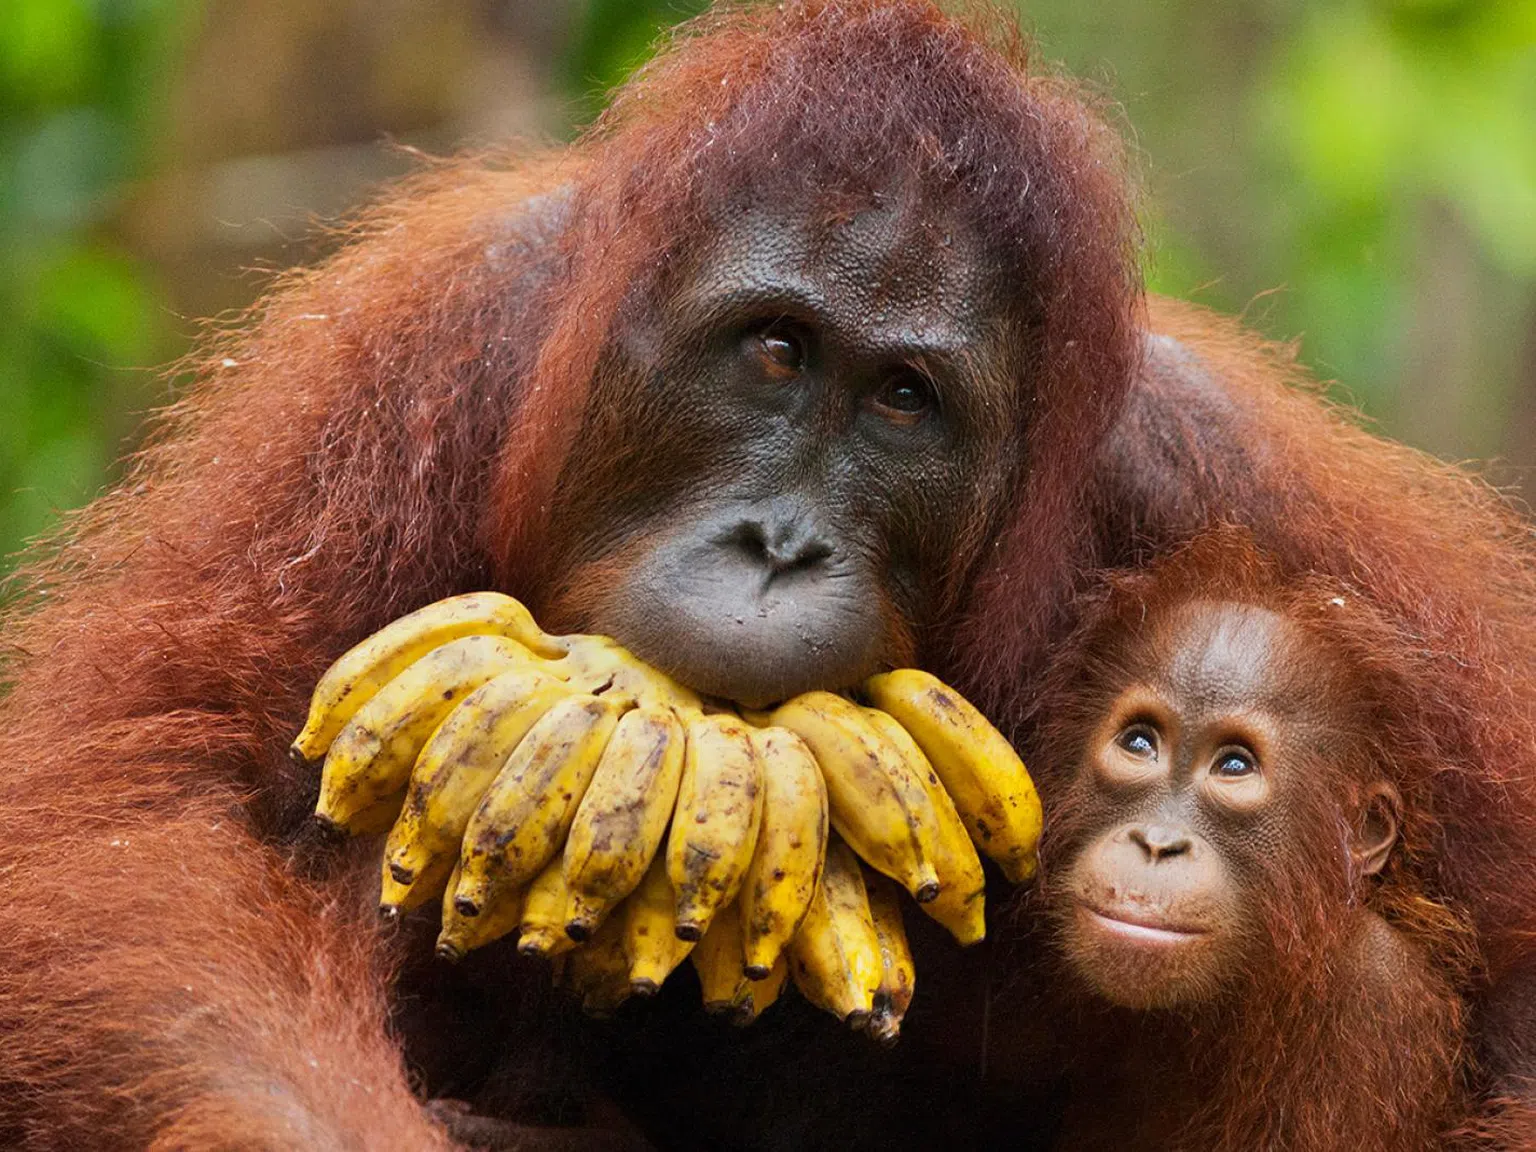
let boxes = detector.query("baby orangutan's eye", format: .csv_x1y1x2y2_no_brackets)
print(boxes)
1212,748,1257,779
1115,725,1158,760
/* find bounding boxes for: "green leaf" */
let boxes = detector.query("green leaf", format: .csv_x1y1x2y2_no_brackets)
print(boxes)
0,0,94,108
29,245,157,361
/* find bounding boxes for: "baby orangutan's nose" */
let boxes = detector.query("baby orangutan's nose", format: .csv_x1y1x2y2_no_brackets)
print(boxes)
1125,823,1193,863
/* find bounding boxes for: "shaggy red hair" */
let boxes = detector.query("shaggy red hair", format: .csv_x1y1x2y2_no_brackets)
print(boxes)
1025,532,1477,1149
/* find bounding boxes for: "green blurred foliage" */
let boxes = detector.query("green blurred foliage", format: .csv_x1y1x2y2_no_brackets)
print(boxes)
1277,0,1536,274
0,0,187,572
1257,0,1536,430
564,0,709,118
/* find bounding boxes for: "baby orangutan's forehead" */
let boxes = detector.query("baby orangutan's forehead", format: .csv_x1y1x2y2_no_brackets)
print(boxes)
1136,599,1339,723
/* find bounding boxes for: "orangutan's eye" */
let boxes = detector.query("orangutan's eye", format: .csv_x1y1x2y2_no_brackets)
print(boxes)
1212,748,1257,778
866,371,938,424
1116,725,1158,760
751,326,806,376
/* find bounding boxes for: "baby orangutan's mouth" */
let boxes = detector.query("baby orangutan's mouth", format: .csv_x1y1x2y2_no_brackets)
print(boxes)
1078,901,1208,946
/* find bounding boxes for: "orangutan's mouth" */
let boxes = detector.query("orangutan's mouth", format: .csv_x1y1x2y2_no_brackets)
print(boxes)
1079,902,1207,945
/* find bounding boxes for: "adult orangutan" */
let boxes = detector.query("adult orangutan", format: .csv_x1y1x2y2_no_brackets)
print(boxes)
1,2,1534,1150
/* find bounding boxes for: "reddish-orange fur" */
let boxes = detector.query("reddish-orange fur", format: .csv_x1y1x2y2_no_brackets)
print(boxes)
1024,533,1479,1150
0,1,1532,1148
1081,299,1536,985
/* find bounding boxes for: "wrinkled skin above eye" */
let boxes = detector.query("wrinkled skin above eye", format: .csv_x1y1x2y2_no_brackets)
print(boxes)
537,194,1018,706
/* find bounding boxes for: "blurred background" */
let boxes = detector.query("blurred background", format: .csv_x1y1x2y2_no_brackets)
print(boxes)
1,0,1533,575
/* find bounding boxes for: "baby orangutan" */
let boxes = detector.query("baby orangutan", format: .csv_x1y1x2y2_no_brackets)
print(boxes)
1023,533,1487,1151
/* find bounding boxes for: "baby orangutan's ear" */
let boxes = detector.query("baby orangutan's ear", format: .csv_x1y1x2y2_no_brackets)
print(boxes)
1352,781,1401,878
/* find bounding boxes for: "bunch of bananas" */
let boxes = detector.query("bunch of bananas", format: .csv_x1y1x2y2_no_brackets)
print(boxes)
292,592,1040,1040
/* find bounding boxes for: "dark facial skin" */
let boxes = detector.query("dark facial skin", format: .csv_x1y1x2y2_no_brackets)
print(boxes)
544,192,1017,707
1056,601,1400,1010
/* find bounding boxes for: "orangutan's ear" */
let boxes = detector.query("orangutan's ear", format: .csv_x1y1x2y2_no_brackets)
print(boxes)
1352,781,1401,878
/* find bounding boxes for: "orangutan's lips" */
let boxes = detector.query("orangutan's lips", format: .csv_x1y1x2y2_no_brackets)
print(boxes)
1079,903,1206,945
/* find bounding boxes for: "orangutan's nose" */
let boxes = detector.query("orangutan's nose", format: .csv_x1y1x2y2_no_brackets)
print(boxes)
719,508,835,579
1126,824,1193,863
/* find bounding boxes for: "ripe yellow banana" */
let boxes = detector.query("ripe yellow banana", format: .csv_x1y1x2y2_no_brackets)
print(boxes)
866,871,916,1046
518,855,580,959
315,635,534,831
378,666,570,914
337,793,405,839
292,591,562,764
666,712,764,941
864,669,1043,883
862,707,986,946
623,853,694,996
562,705,686,939
770,692,941,904
737,955,788,1025
787,837,882,1029
692,900,755,1020
380,854,457,919
559,912,632,1018
552,635,703,713
451,694,626,918
689,902,785,1026
738,726,828,979
435,860,526,962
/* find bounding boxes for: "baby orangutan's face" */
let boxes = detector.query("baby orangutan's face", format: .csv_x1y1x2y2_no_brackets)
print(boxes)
1052,601,1398,1011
